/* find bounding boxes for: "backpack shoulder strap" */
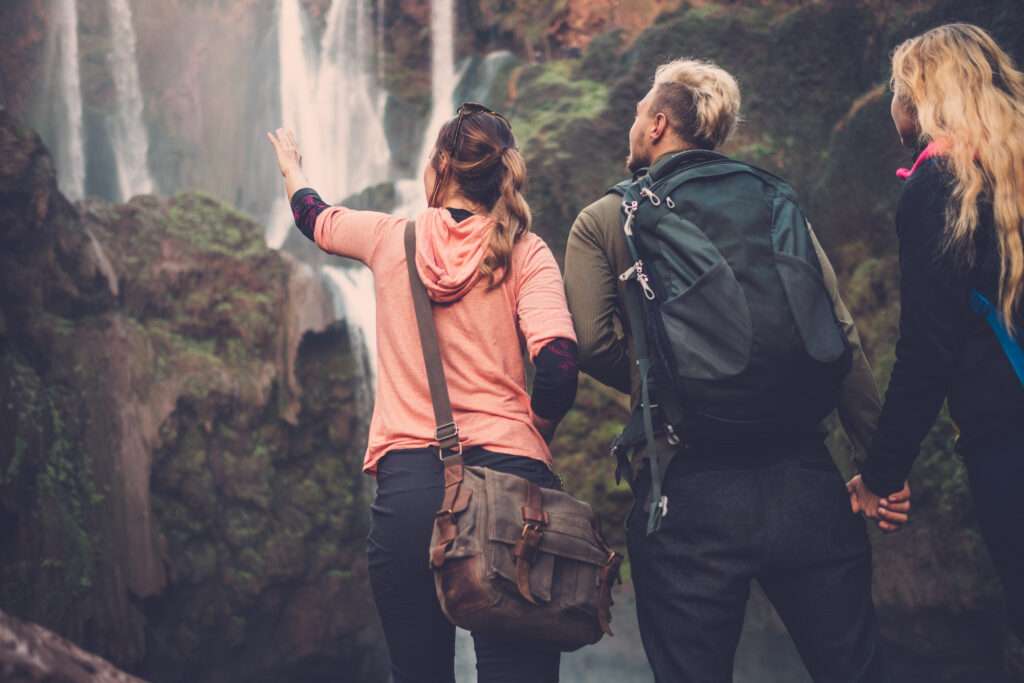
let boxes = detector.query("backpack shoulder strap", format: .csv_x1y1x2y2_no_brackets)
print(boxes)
404,220,462,455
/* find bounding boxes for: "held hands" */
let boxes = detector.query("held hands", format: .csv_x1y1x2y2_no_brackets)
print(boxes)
846,474,911,533
266,127,303,178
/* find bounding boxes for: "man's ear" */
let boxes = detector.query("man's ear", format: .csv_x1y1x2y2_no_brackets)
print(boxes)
650,112,670,144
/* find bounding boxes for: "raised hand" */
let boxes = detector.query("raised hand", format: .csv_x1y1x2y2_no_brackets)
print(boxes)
266,127,303,178
847,474,911,533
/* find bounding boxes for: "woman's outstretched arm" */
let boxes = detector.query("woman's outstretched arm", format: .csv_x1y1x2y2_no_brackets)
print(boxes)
267,126,393,265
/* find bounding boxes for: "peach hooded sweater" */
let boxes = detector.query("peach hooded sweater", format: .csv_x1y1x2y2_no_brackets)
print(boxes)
313,205,576,473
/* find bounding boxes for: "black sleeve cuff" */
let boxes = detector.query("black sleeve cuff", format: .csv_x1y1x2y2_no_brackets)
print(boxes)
290,187,327,242
859,457,907,497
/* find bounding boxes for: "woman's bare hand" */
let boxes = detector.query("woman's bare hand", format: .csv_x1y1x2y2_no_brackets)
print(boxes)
847,474,912,533
266,127,303,178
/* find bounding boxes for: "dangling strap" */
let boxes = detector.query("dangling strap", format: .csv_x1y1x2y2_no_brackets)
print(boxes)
405,221,468,569
618,193,673,535
970,289,1024,386
511,482,548,604
596,551,623,636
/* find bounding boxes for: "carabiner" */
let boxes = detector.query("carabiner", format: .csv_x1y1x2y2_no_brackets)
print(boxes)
639,187,661,206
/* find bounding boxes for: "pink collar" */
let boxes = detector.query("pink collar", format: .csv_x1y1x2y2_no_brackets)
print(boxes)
896,140,948,180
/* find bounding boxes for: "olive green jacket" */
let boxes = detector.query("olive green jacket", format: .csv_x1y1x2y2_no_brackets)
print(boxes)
563,191,881,467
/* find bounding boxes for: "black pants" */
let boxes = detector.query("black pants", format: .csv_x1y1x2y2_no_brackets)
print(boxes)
626,440,884,683
367,447,562,683
963,439,1024,639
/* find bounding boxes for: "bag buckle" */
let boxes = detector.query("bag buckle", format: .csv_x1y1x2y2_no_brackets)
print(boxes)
434,421,462,459
515,523,544,564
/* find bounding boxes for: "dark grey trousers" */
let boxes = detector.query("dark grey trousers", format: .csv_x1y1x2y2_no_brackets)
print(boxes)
367,448,562,683
626,440,885,683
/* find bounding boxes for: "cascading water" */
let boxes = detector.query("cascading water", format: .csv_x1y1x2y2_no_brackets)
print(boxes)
393,0,460,217
43,0,86,201
269,0,392,249
420,0,457,168
313,0,391,205
107,0,155,201
269,0,394,388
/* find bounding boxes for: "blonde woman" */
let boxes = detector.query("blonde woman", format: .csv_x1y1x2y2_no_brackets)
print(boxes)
848,24,1024,638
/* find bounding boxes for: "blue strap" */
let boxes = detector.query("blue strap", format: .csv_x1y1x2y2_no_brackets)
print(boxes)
970,289,1024,386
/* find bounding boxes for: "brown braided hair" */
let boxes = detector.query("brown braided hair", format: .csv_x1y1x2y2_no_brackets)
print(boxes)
428,107,531,288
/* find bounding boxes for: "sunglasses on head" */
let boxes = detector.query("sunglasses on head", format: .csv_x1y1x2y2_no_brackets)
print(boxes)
449,102,512,157
428,102,513,208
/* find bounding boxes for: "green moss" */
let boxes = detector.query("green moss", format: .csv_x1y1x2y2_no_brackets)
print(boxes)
181,540,218,583
0,350,102,619
221,450,272,509
509,60,610,154
164,192,265,258
262,529,306,579
223,506,268,549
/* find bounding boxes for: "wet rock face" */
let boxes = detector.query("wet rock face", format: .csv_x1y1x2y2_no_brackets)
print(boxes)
0,609,148,683
0,110,386,682
0,0,47,115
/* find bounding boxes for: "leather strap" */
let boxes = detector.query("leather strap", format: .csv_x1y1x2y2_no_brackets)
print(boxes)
406,220,469,569
511,483,547,604
596,551,623,636
430,459,469,568
404,221,461,454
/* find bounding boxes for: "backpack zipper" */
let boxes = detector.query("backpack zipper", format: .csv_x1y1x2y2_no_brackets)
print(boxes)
619,261,656,300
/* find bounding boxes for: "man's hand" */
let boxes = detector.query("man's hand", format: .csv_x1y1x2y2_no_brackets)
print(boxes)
847,475,911,533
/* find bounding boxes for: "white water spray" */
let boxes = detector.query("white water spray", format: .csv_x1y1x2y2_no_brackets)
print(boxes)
395,0,459,218
107,0,155,200
268,0,392,250
269,0,398,391
46,0,86,200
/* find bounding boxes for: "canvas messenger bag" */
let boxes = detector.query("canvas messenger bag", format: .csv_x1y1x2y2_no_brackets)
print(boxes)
403,221,622,652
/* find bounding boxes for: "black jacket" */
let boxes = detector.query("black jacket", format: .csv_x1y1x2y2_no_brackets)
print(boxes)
861,156,1024,496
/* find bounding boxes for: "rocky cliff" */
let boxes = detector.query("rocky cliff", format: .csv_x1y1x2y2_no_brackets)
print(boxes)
0,109,387,682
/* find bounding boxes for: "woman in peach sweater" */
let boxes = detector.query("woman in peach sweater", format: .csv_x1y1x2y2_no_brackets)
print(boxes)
267,105,577,682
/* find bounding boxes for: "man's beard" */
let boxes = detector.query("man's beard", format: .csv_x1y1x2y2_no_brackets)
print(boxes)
626,150,650,174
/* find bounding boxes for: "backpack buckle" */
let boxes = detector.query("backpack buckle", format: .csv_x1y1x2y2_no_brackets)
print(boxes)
639,187,662,206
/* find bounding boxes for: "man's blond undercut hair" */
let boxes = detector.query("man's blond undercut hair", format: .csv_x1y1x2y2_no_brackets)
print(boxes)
652,58,741,150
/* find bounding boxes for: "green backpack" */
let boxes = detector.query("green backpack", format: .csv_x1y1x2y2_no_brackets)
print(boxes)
609,150,852,533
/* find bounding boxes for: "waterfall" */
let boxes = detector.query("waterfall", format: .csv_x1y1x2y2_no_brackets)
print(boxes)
107,0,155,200
420,0,457,165
45,0,86,201
268,0,392,249
313,0,391,201
394,0,459,218
268,0,396,390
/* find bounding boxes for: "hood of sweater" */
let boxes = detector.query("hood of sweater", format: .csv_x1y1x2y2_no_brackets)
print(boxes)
414,207,495,303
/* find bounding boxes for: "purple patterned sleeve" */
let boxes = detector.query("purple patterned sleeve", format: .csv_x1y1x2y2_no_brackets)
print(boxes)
290,187,329,242
531,338,579,421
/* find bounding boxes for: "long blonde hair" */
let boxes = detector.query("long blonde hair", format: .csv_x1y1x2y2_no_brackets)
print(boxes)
429,110,531,288
891,23,1024,329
